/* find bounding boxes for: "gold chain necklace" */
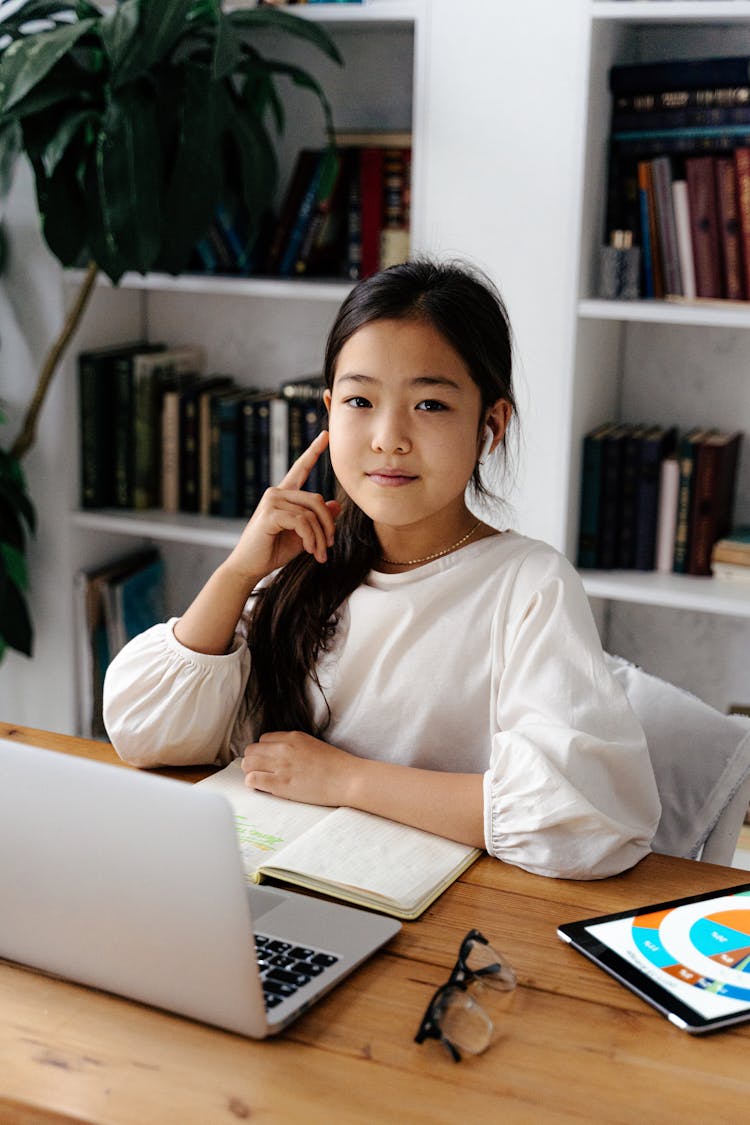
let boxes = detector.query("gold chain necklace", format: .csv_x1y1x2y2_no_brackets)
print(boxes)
379,521,482,567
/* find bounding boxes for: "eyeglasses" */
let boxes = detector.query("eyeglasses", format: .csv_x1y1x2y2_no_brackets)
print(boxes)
414,929,517,1062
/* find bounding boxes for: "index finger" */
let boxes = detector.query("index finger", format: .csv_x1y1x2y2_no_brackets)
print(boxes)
279,430,330,491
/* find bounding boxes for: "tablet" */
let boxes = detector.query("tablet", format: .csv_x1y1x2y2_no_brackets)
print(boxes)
558,881,750,1033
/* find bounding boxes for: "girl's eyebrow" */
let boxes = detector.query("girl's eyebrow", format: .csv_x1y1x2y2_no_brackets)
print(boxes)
336,372,462,391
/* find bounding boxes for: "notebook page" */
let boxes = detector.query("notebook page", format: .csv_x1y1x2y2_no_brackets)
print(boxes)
266,806,478,910
197,759,330,878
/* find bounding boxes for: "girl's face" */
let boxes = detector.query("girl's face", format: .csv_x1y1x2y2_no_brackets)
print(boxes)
324,317,507,543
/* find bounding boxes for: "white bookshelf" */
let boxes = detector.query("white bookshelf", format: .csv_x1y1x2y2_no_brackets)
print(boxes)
570,0,750,704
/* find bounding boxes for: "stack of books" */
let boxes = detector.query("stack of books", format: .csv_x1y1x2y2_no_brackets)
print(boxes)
77,342,333,520
259,133,411,281
577,421,743,576
711,528,750,582
604,55,750,300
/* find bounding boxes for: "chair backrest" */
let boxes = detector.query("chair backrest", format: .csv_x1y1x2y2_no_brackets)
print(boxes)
606,654,750,866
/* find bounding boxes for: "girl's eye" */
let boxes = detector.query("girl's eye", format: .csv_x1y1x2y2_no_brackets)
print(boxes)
343,396,372,409
416,399,448,412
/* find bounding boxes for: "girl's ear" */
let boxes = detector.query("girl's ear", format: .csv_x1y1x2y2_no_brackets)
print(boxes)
484,399,512,455
323,388,332,414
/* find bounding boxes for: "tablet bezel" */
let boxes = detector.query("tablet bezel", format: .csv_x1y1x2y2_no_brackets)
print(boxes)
557,880,750,1034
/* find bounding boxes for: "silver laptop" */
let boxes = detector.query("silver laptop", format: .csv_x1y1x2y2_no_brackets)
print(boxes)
0,739,400,1038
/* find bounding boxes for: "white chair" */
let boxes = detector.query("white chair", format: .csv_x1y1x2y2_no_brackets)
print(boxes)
607,654,750,867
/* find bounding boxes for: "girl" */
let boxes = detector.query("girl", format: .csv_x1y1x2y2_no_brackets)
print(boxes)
104,259,660,879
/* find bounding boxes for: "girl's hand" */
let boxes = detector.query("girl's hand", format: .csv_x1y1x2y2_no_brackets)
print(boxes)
241,731,360,807
226,431,340,582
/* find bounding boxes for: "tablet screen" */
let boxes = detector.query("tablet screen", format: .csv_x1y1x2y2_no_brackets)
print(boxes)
559,881,750,1031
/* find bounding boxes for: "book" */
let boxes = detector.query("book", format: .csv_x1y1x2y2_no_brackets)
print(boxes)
265,149,320,275
715,156,744,300
654,455,681,574
671,179,696,300
101,551,166,657
687,430,742,576
734,147,750,299
198,378,235,515
73,548,163,739
685,157,722,299
358,146,385,279
379,147,411,269
711,561,750,582
598,423,632,570
650,156,682,296
215,388,250,518
278,150,329,277
618,424,649,569
196,758,480,921
133,346,205,510
614,87,750,113
293,147,346,276
179,376,232,513
711,526,750,566
637,159,662,298
577,422,617,569
113,344,165,508
78,341,151,510
160,372,201,512
609,57,750,98
633,424,677,572
673,428,715,574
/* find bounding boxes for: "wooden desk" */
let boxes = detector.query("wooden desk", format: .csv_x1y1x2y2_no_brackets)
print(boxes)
2,722,750,1124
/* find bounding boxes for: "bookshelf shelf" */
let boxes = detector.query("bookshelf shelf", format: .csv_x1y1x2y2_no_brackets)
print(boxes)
581,571,750,619
579,299,750,329
71,510,245,551
63,269,353,303
227,0,420,26
592,1,750,22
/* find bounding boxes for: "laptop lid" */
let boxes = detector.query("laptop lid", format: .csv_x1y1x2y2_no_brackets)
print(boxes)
0,739,400,1038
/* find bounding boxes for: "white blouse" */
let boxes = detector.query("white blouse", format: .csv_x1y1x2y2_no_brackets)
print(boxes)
103,532,661,879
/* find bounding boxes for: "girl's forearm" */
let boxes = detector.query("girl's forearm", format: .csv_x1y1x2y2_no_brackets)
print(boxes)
173,560,263,655
347,760,486,850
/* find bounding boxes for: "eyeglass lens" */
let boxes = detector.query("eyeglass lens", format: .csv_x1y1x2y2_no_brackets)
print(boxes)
461,933,517,991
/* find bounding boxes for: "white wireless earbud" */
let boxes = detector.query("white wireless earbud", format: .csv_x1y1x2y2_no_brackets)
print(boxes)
479,426,494,465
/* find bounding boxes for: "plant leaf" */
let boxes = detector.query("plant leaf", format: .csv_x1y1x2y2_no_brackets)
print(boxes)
211,9,241,81
0,492,26,550
0,18,97,114
1,541,28,590
253,56,334,137
157,63,223,274
41,105,96,176
99,0,140,76
0,114,20,195
140,0,198,66
229,8,342,67
95,86,163,279
0,560,33,656
226,96,277,225
32,141,89,266
0,464,36,534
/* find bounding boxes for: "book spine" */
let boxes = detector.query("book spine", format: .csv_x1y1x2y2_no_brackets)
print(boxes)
218,400,242,518
609,57,750,96
113,355,134,508
688,441,722,576
615,86,750,112
577,429,608,569
269,398,289,485
650,156,682,296
655,456,680,574
637,162,655,298
241,398,258,518
671,180,697,300
633,436,668,571
685,156,722,299
179,391,200,513
599,428,629,570
617,429,643,570
78,355,115,509
132,367,161,510
346,150,362,280
255,402,272,495
359,147,384,279
160,391,181,513
614,131,750,157
715,157,744,299
673,434,704,574
278,154,325,277
734,147,750,299
379,147,410,270
209,395,224,516
612,104,750,132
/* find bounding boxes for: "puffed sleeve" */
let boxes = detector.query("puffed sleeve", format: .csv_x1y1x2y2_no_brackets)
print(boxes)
103,618,253,768
484,546,661,879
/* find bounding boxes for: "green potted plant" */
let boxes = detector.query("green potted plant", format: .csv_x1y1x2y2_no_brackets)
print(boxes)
0,0,340,661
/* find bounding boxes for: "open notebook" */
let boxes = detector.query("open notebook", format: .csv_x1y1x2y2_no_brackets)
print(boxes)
0,739,400,1038
198,758,481,920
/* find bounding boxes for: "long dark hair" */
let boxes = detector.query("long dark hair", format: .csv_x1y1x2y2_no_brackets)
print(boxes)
243,258,517,735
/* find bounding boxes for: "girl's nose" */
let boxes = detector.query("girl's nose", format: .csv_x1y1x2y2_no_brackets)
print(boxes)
371,413,412,454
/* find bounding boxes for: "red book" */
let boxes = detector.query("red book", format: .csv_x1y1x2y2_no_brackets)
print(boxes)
688,431,743,576
715,157,744,300
735,147,750,299
358,147,384,279
685,156,722,298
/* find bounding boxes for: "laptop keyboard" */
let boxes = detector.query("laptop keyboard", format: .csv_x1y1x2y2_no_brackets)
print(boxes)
255,933,340,1010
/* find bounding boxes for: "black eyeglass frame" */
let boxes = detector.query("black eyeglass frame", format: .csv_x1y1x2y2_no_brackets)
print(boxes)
414,928,508,1062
